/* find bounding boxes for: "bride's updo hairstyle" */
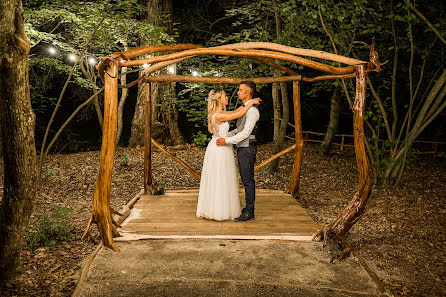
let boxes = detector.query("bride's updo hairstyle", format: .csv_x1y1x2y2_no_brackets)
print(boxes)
207,89,225,133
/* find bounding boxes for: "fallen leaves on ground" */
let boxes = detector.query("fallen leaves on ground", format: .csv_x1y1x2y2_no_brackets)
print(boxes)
0,141,444,297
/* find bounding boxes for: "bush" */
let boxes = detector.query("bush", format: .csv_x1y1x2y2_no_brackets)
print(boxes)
119,152,129,167
27,206,73,251
192,131,211,147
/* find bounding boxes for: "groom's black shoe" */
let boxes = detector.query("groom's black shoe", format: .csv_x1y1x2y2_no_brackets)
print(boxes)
234,211,254,222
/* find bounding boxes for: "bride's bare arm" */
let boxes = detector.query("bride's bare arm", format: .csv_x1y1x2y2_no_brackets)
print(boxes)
215,98,260,123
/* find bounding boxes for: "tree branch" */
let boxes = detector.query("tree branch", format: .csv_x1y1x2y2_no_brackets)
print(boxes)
405,0,446,46
39,17,105,178
30,20,62,49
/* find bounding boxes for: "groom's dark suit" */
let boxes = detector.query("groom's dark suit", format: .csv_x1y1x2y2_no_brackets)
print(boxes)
224,102,259,215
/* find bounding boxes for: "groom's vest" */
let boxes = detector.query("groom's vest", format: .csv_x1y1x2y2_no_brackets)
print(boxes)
235,105,259,148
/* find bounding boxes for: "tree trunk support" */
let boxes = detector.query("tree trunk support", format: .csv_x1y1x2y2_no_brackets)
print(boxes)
255,144,296,173
84,61,120,252
287,81,303,197
151,138,201,180
144,82,163,195
313,64,372,257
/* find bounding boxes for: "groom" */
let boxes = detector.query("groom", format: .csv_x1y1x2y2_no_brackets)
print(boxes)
216,81,260,221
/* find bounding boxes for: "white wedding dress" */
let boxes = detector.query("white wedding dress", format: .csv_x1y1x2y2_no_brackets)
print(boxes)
196,113,241,221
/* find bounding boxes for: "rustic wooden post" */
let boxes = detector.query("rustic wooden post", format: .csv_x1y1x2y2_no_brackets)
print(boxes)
89,61,119,251
351,64,372,214
287,81,303,197
144,82,163,195
341,135,345,151
313,64,372,248
144,82,152,194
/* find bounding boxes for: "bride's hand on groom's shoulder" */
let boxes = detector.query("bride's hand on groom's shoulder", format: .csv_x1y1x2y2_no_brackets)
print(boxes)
252,98,261,105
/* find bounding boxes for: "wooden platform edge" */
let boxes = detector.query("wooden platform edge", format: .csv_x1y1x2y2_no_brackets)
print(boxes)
114,234,316,241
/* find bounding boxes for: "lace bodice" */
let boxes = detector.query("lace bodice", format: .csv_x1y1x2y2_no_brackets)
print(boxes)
212,113,230,138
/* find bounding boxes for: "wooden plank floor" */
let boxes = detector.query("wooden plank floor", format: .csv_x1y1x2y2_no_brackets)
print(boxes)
116,189,320,241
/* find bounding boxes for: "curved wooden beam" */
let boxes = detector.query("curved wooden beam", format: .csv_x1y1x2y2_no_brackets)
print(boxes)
145,74,302,85
121,48,354,75
115,42,364,65
213,42,366,65
100,42,365,84
139,56,297,81
114,43,297,77
302,73,356,82
118,70,355,90
314,64,372,243
121,43,200,60
239,55,298,75
117,70,355,90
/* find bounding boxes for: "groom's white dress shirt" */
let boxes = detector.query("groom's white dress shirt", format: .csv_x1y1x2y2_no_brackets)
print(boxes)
224,99,260,146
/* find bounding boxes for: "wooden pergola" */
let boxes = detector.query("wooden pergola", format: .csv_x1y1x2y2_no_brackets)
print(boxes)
83,42,381,252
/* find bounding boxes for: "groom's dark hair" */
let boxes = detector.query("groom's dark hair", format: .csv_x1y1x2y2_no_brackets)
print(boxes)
240,80,257,97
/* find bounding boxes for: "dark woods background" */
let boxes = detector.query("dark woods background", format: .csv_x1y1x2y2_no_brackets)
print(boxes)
21,0,446,155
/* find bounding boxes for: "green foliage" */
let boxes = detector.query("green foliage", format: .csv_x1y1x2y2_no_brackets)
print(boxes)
27,206,73,251
24,0,175,135
119,152,129,167
30,57,93,90
176,0,383,132
192,131,211,147
43,167,60,181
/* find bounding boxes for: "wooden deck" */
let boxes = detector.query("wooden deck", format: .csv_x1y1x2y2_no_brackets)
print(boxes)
116,189,320,241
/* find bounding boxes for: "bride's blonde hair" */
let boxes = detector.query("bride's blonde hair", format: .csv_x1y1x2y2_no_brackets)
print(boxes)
207,89,225,134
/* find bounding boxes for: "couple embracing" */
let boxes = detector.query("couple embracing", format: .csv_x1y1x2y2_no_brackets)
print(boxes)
196,81,260,222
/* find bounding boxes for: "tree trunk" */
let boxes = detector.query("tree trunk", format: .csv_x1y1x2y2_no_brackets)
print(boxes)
0,120,2,157
321,84,342,154
271,80,281,144
269,0,289,173
116,38,130,146
0,0,38,281
160,83,184,145
116,66,128,146
386,69,446,181
130,0,184,146
279,81,289,146
116,5,131,146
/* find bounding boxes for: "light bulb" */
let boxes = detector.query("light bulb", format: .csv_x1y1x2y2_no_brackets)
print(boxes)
68,54,76,62
48,47,57,55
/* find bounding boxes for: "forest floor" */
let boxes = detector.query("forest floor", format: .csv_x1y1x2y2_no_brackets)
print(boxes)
0,141,445,297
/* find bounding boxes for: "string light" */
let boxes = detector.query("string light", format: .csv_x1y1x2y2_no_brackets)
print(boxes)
167,65,175,74
88,57,96,65
68,54,76,62
48,47,57,55
142,63,149,69
191,70,198,77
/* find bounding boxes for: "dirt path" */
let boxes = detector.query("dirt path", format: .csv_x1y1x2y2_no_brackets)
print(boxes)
73,240,380,297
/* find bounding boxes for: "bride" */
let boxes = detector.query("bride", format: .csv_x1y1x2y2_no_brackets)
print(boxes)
196,89,260,221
